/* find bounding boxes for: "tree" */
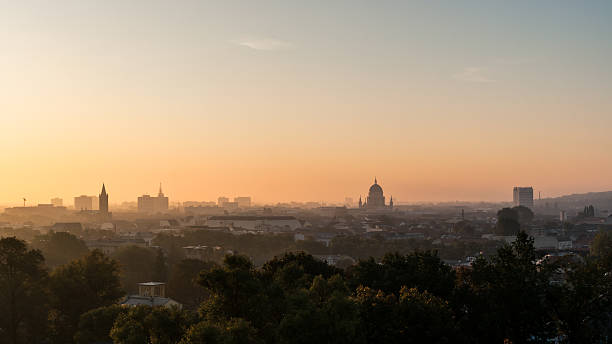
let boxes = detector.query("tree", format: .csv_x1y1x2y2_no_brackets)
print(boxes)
347,251,455,298
353,286,399,343
513,205,534,225
458,231,553,343
48,250,123,343
152,248,168,282
495,208,520,235
262,252,341,291
0,237,49,344
74,305,127,344
546,257,612,343
198,255,261,320
277,275,361,344
30,231,89,267
180,318,261,344
109,305,195,344
582,205,596,217
353,286,456,344
396,287,457,343
112,246,157,293
110,314,148,344
167,259,216,310
453,220,475,236
590,231,612,265
145,306,195,344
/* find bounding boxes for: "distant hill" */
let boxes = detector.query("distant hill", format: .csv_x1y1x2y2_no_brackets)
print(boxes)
542,191,612,202
537,191,612,212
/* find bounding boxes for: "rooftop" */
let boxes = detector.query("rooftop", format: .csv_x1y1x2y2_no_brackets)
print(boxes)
138,282,165,286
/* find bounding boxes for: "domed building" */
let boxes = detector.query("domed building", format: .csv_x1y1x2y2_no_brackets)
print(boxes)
359,178,393,210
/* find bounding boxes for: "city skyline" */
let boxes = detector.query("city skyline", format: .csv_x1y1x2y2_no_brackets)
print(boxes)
2,1,612,204
0,178,600,208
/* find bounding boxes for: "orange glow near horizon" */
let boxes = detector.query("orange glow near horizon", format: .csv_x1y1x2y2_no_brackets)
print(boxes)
1,2,612,206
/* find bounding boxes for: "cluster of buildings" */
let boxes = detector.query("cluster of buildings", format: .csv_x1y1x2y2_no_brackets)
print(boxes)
137,184,169,214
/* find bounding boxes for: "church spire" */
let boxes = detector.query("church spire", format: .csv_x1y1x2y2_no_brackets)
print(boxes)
374,177,377,184
99,183,109,215
158,182,163,197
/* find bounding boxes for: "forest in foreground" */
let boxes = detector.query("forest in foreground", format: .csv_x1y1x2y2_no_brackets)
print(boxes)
2,230,612,344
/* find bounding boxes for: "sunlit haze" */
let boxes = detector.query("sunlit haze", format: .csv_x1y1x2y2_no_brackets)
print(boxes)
2,1,611,205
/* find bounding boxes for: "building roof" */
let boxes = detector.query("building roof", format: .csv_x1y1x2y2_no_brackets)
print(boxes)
51,222,83,231
208,216,297,221
121,295,174,307
139,282,165,286
369,184,382,193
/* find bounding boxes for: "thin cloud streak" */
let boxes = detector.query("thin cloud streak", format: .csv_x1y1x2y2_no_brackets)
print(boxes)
234,37,293,51
453,67,495,83
494,57,536,65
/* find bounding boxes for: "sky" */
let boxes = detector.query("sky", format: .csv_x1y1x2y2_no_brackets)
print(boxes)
1,1,611,205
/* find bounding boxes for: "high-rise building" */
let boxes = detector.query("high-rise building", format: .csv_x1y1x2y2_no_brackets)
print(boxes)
234,197,252,208
91,195,99,210
99,183,109,215
137,183,169,213
74,195,93,211
51,197,63,207
218,196,229,206
513,187,534,209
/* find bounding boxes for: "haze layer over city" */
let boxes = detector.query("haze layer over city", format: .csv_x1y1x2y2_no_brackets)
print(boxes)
2,2,612,344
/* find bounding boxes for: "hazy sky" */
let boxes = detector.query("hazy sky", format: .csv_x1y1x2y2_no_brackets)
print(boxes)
1,1,611,205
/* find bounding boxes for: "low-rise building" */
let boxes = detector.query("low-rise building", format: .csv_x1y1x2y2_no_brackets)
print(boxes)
313,254,355,266
4,204,69,218
85,238,147,255
206,216,302,232
121,282,181,309
183,245,230,262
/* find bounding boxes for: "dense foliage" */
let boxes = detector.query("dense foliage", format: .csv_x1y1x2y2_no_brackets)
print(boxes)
2,230,612,343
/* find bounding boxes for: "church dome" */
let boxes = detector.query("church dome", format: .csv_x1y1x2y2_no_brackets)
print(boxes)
365,178,386,209
369,183,383,194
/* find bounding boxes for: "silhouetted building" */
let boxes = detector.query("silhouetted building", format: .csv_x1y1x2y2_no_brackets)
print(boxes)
359,178,393,210
217,196,229,206
91,196,99,211
222,201,239,210
4,204,68,217
99,184,109,215
183,245,230,262
513,187,534,209
234,196,252,208
138,183,169,213
51,222,83,234
51,198,63,207
206,215,302,232
74,195,93,211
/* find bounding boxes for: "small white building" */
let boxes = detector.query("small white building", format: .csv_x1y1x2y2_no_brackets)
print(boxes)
121,282,181,309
